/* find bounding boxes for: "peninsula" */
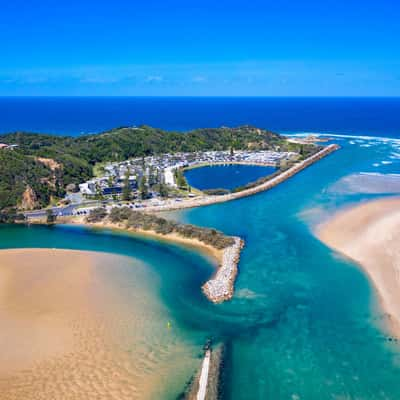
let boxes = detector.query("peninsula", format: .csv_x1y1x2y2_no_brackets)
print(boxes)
0,125,320,217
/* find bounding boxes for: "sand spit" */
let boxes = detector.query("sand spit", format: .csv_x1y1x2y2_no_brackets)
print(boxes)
78,220,244,304
317,197,400,337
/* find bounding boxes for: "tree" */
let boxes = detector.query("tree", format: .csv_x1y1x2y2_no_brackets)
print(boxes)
122,170,132,201
158,182,168,198
139,175,148,200
86,207,107,223
46,209,56,224
155,169,161,185
175,169,187,189
95,182,104,200
148,166,156,187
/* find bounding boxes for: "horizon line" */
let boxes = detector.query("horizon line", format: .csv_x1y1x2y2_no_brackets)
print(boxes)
0,95,399,99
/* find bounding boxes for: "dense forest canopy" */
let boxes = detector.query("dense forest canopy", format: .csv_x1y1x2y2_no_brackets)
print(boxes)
0,125,310,212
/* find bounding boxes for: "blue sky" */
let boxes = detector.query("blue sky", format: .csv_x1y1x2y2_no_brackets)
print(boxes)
1,0,399,96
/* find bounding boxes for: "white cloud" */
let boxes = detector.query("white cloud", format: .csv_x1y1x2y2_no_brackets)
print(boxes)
145,75,163,83
192,75,207,83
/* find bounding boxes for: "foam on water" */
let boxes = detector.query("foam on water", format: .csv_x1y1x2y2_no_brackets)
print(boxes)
176,133,400,399
287,132,400,145
3,131,400,399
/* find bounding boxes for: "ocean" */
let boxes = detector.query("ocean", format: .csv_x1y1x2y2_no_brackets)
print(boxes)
0,97,399,137
1,97,400,399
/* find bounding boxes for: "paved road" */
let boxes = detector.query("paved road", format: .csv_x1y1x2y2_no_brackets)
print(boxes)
24,204,78,218
23,201,109,219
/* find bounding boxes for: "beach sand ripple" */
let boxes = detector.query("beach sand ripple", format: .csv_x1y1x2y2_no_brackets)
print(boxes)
0,248,197,399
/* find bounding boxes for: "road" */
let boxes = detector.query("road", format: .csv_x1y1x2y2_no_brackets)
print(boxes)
23,200,108,219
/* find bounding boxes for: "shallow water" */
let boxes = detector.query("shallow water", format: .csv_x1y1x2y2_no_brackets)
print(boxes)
184,164,276,191
0,226,216,399
0,249,203,399
173,135,400,399
3,136,400,398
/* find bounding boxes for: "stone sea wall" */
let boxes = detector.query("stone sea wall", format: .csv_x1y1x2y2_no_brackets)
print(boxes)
146,144,340,213
202,237,244,303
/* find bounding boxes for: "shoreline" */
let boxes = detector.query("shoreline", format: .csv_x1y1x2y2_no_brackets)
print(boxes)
20,144,337,304
145,144,339,212
317,197,400,337
182,160,277,170
84,219,245,304
29,216,244,304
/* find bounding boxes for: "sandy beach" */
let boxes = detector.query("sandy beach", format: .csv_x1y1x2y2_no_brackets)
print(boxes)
317,197,400,337
0,248,200,399
57,218,242,303
89,221,244,303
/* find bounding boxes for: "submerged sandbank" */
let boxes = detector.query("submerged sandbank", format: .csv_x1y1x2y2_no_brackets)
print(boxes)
317,197,400,337
0,248,200,399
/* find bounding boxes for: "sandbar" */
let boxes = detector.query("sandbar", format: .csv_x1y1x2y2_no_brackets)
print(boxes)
317,197,400,337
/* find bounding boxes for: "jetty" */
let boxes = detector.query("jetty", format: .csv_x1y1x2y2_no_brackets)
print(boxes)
197,348,211,400
185,342,224,400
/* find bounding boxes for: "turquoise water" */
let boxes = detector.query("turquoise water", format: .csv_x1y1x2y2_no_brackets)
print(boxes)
3,135,400,398
184,164,276,190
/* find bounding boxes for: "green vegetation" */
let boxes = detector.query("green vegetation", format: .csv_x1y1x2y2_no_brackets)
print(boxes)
0,125,318,212
203,188,231,196
122,171,132,201
0,208,25,224
139,176,149,199
86,207,107,223
174,168,188,189
156,182,169,198
91,206,235,249
46,209,56,224
0,150,57,210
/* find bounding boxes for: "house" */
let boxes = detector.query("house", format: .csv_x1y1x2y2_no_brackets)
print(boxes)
79,181,97,195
